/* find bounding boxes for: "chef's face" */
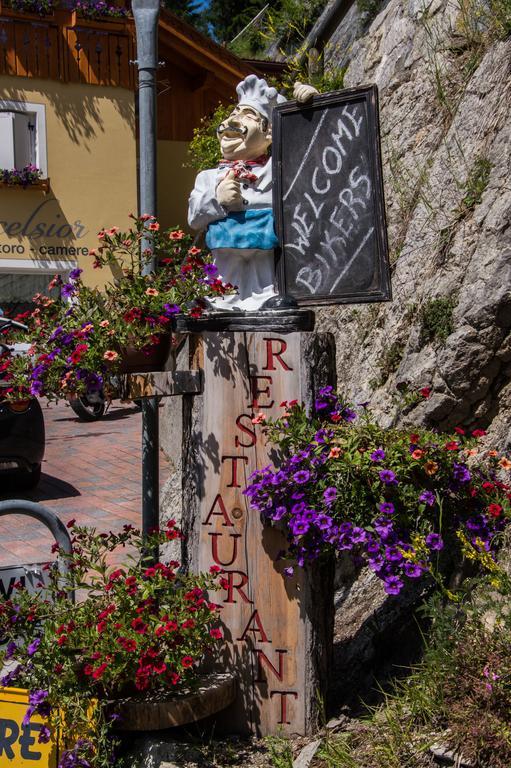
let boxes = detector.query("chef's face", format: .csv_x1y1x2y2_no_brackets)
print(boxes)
217,104,271,161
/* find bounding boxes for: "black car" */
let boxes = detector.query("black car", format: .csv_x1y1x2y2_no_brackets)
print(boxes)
0,317,45,489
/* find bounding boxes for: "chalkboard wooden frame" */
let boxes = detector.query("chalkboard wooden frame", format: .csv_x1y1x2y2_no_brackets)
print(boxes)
272,85,391,307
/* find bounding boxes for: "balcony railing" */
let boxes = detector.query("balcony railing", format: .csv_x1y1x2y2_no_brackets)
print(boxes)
0,3,135,88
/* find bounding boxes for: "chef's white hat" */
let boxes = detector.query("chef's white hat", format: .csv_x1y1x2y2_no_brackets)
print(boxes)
236,75,287,120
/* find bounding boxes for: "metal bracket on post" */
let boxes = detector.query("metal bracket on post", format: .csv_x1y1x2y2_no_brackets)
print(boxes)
132,0,160,556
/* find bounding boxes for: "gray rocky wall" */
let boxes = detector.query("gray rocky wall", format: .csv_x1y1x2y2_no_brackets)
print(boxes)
319,0,511,444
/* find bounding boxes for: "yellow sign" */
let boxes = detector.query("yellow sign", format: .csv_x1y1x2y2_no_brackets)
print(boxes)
0,688,57,767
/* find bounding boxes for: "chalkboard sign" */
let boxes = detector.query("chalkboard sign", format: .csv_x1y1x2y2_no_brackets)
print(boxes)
272,85,391,306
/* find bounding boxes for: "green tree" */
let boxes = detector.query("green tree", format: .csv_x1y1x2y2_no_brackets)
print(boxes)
162,0,208,32
206,0,273,44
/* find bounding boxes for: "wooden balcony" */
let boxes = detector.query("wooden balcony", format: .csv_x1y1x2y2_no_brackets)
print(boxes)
0,2,135,88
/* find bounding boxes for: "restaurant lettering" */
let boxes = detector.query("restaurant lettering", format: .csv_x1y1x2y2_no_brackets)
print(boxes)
201,337,300,729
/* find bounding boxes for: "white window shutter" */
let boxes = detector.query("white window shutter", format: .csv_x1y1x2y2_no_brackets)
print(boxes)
0,112,15,169
13,112,33,169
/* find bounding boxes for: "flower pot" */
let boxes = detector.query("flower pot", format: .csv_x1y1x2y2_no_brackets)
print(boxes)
117,334,172,374
108,672,236,731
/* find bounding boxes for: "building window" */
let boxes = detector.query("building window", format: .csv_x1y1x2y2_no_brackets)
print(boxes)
0,101,47,177
0,259,76,315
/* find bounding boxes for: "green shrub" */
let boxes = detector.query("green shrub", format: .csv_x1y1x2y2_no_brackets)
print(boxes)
419,296,457,345
187,102,235,172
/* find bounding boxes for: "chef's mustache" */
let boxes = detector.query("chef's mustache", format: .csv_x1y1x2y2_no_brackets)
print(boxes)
216,122,248,137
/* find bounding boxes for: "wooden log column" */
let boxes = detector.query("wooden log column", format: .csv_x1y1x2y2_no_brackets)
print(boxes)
181,331,336,736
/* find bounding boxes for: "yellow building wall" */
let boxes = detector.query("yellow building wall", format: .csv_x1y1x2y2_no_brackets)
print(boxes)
0,76,136,288
157,140,197,234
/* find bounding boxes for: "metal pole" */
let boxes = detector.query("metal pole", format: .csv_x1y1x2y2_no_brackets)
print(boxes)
132,0,160,554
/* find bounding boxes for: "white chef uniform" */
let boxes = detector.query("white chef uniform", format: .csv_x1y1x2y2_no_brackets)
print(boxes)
188,159,278,311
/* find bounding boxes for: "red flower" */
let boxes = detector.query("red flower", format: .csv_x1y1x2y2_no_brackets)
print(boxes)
472,429,487,438
66,519,76,529
444,442,459,451
209,565,221,574
117,637,137,652
420,387,431,398
482,481,495,492
131,618,148,634
57,635,67,646
92,662,108,680
181,619,195,629
83,664,93,676
181,656,194,668
454,427,465,435
165,620,178,632
488,503,503,517
96,620,107,634
209,628,223,639
170,672,180,685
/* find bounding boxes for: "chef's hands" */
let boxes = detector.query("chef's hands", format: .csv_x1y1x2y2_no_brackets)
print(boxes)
216,170,245,211
293,81,319,102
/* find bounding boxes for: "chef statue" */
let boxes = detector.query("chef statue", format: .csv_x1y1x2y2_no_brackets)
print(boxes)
188,76,318,311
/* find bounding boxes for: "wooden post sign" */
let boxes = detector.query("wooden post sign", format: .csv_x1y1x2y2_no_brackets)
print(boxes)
272,85,391,306
182,332,335,736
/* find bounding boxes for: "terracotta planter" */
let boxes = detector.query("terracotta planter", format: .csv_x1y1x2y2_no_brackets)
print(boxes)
117,334,172,374
109,672,236,731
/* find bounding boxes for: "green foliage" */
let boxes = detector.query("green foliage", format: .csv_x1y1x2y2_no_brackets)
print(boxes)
371,340,405,387
187,102,235,172
456,154,492,217
162,0,208,32
316,574,511,768
356,0,384,25
265,733,294,768
419,296,457,346
206,0,274,44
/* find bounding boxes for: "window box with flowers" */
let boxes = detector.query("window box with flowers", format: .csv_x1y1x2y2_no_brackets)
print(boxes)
0,522,232,767
0,166,50,192
0,0,130,21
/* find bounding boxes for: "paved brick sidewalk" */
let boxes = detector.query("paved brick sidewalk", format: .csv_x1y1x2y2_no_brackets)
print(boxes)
0,400,169,568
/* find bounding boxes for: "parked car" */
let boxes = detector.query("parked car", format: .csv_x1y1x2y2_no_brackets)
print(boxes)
0,317,45,489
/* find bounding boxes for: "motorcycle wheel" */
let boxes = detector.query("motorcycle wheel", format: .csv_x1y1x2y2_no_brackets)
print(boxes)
69,396,106,421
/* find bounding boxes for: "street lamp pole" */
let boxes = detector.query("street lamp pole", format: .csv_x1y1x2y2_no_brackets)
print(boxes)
132,0,160,549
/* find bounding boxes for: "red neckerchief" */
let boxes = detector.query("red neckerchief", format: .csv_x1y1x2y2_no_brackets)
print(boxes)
218,154,269,183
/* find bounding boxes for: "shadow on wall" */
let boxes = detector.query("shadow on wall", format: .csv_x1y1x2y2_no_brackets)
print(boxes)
2,82,134,145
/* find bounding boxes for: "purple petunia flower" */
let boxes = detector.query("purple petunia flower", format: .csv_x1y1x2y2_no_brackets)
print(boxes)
385,546,403,563
273,506,287,521
342,407,357,422
291,519,310,536
27,638,41,657
425,532,444,551
38,725,51,744
404,562,425,578
293,470,310,484
30,380,44,397
323,486,337,505
351,527,367,543
4,641,17,660
453,462,471,483
291,502,306,515
61,283,75,299
163,303,181,315
379,469,398,485
316,514,333,531
69,268,83,281
370,448,386,462
378,501,395,515
203,263,218,276
384,575,404,595
283,566,294,578
419,490,435,507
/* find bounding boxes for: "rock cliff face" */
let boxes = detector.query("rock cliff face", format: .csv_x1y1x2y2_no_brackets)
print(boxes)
319,0,511,444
